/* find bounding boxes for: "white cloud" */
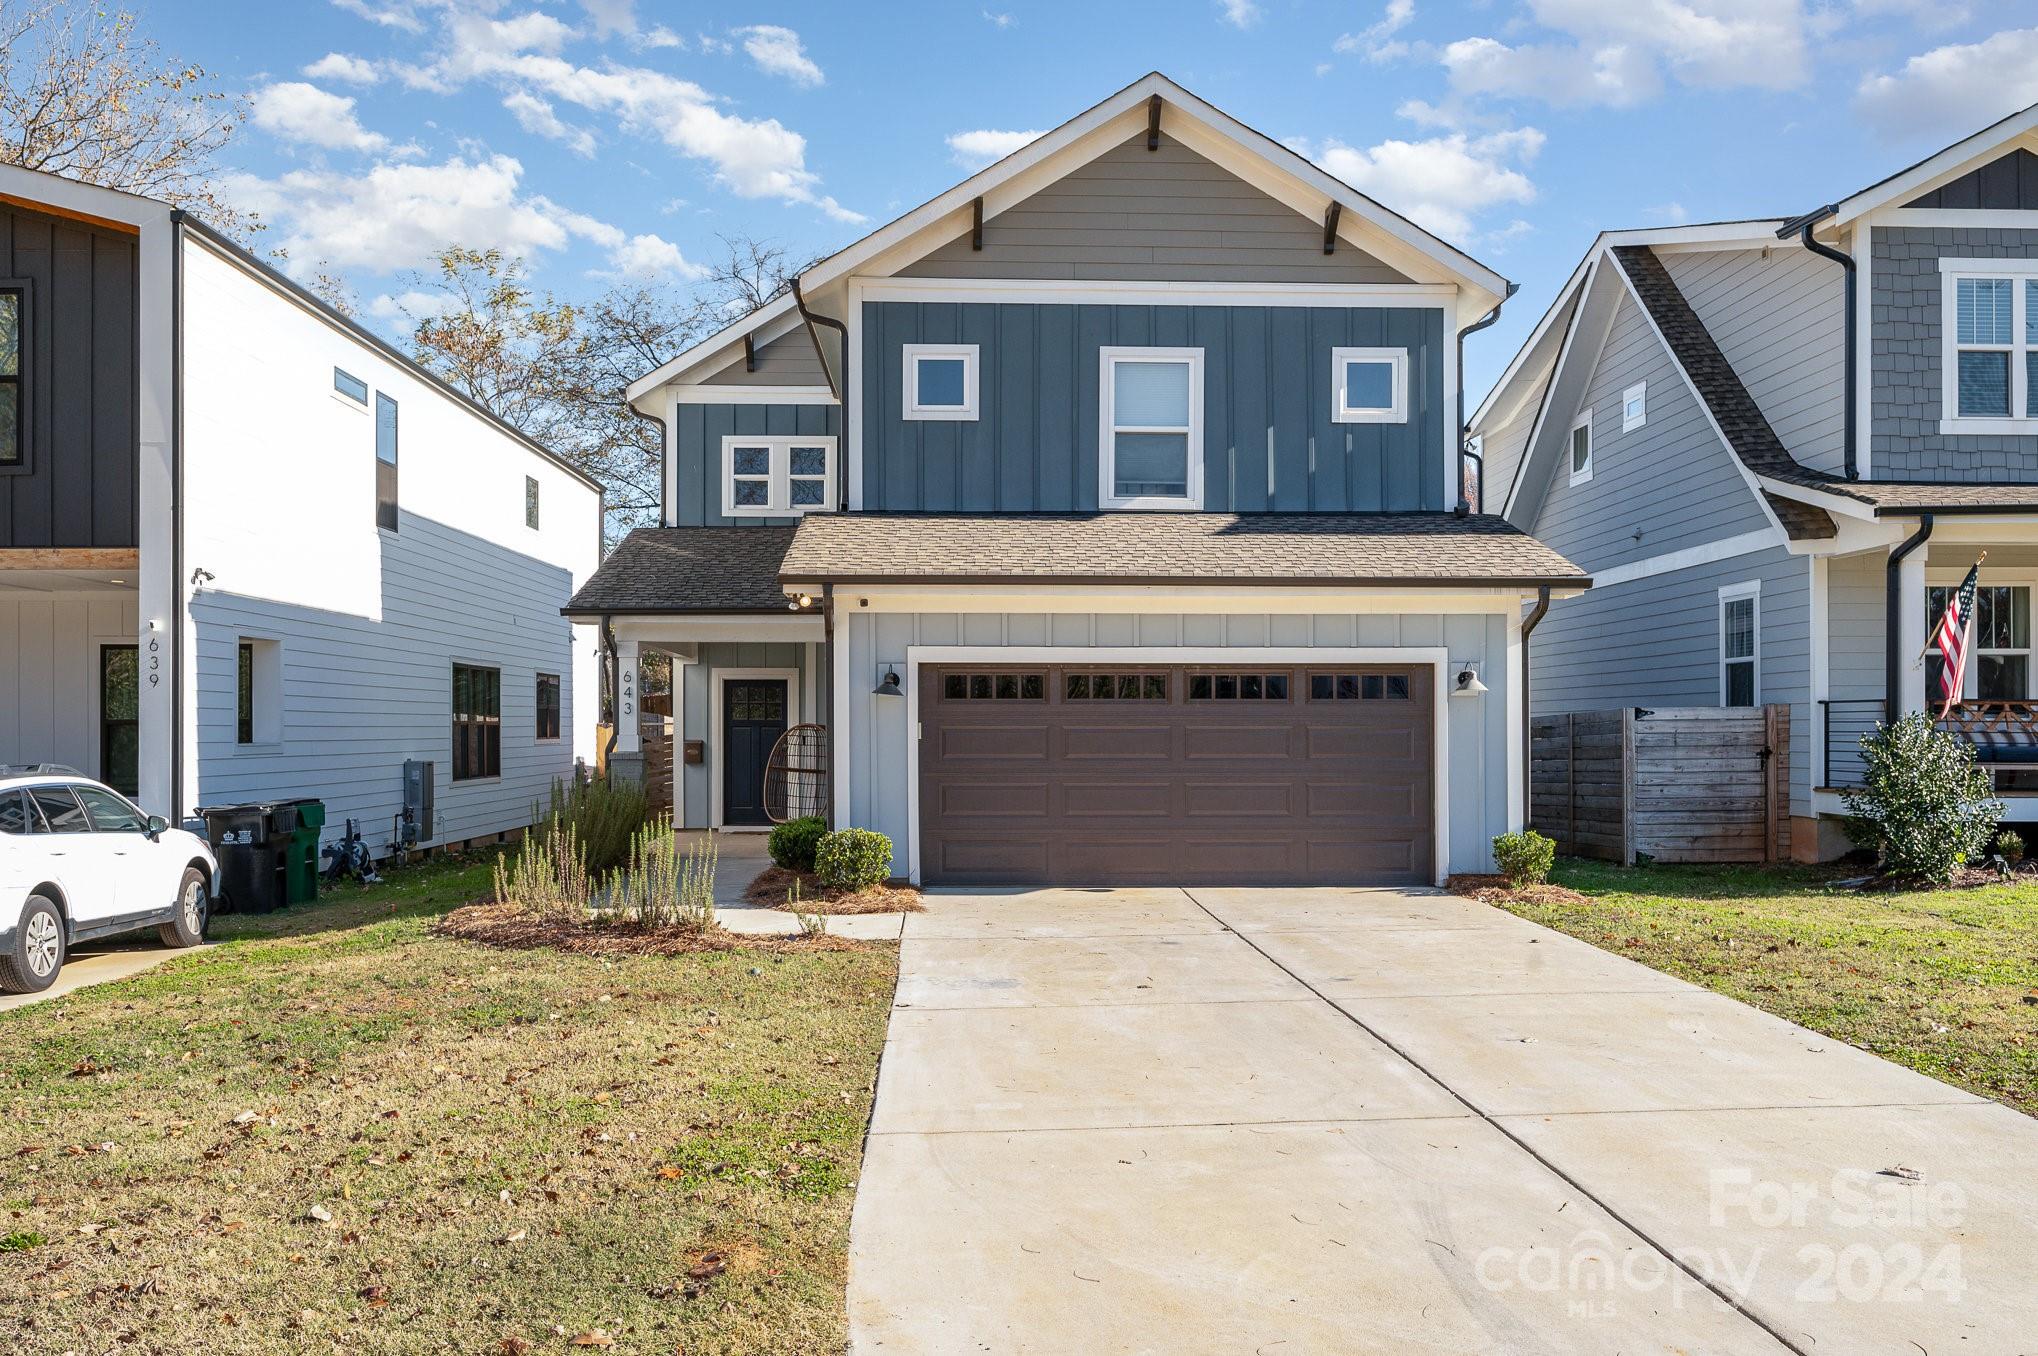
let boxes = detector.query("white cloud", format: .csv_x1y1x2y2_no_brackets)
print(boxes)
1219,0,1261,29
947,128,1044,168
1644,201,1691,224
1313,126,1544,240
252,82,391,153
578,0,636,39
983,9,1015,28
1440,0,1811,109
605,232,708,279
227,153,634,276
367,289,458,321
639,25,683,49
1334,0,1416,63
503,90,597,157
332,0,426,33
1856,27,2038,142
737,25,824,87
303,52,381,85
1853,0,1972,30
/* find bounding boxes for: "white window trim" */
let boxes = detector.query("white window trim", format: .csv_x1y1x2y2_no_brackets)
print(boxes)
902,343,979,421
1568,408,1594,486
1926,574,2033,701
720,435,838,518
1329,346,1408,424
1098,346,1204,510
1719,581,1760,708
1938,258,2038,433
1621,381,1647,432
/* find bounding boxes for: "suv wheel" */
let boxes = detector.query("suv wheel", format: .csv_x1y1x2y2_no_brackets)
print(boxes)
158,867,209,948
2,894,66,995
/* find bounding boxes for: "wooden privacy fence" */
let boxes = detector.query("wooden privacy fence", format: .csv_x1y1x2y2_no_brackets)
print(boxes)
1532,706,1790,865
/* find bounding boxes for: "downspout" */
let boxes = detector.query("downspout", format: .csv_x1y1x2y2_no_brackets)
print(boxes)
1780,208,1859,481
169,209,187,821
1885,516,1933,724
820,583,836,829
625,402,666,529
1455,283,1518,516
600,614,619,771
1519,586,1552,828
790,278,852,512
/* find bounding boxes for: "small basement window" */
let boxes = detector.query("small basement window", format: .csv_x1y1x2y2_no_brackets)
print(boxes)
1622,381,1647,432
721,436,836,517
1568,408,1593,486
903,344,978,420
1330,347,1408,424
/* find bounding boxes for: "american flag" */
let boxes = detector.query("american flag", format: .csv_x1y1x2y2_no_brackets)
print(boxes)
1932,560,1982,718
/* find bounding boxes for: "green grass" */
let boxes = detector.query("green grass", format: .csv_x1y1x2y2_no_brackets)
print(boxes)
1495,860,2038,1114
0,853,898,1355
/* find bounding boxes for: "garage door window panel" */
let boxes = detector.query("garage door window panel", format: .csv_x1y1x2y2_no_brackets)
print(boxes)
1188,672,1290,700
1310,672,1410,700
942,671,1045,700
1066,673,1168,701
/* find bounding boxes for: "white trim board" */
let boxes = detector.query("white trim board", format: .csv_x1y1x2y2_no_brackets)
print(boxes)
1585,529,1787,590
901,644,1453,887
708,666,800,830
855,276,1456,309
672,385,837,406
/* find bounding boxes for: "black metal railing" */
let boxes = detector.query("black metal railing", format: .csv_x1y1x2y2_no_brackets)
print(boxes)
1818,699,1885,788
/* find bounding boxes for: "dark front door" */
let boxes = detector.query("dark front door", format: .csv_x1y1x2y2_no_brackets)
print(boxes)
722,679,787,826
100,644,138,797
918,663,1434,887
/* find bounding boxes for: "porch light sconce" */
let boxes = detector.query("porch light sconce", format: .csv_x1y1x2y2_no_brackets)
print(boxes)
873,667,903,698
1452,665,1489,697
786,592,815,612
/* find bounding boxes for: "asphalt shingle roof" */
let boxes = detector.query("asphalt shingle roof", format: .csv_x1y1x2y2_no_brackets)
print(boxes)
562,526,795,615
778,512,1589,587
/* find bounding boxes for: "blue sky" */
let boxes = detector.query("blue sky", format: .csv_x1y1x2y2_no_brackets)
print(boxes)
170,0,2038,398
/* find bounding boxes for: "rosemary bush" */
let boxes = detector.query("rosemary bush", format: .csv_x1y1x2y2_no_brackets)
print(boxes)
610,826,717,930
493,822,592,921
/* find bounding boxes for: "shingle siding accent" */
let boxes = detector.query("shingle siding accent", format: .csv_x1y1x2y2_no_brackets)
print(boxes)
1872,225,2038,480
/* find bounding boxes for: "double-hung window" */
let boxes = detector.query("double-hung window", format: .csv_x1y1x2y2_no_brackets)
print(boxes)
1941,261,2038,430
452,664,501,781
535,673,561,741
1100,347,1202,509
721,436,836,517
1720,582,1759,707
1330,347,1407,423
1928,583,2029,701
903,344,978,420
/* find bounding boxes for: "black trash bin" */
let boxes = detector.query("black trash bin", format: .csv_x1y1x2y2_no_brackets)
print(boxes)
200,803,292,914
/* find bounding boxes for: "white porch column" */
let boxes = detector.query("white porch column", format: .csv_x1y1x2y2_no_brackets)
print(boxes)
614,637,642,756
1897,547,1928,717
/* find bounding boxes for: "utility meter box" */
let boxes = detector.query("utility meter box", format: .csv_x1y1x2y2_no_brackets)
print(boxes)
403,759,435,841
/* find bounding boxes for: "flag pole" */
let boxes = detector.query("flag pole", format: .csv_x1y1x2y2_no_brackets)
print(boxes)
1915,549,1988,666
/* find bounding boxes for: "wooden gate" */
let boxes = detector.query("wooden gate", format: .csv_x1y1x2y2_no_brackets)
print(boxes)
1532,706,1789,865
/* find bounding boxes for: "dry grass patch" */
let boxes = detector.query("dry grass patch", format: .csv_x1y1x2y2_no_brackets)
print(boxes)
1445,873,1589,907
437,902,872,955
0,856,897,1355
745,866,924,916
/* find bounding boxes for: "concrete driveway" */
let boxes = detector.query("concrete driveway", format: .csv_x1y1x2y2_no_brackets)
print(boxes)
849,887,2038,1355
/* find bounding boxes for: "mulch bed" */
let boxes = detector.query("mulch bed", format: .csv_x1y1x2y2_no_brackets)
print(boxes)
435,902,870,955
1445,873,1591,906
745,865,925,914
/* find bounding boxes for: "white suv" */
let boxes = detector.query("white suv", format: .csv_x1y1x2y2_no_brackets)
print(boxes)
0,773,218,994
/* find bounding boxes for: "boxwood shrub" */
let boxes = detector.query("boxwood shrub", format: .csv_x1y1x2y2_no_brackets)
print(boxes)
768,815,828,873
816,828,893,892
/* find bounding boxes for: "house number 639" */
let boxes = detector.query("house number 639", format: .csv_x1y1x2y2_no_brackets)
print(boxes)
146,634,162,687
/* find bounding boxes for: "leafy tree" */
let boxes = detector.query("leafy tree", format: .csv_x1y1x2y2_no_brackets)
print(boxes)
1842,713,2001,883
0,1,250,234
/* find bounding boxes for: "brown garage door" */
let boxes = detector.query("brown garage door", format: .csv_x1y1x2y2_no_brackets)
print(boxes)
918,663,1433,887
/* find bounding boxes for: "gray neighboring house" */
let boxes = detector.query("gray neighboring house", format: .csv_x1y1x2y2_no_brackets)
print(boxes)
568,72,1589,888
1472,104,2038,859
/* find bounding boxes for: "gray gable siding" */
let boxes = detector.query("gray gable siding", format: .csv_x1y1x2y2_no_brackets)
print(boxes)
1905,150,2038,209
669,402,841,527
861,299,1445,512
1873,225,2038,480
901,133,1412,284
1530,544,1812,814
702,329,831,387
1476,406,1534,517
1529,291,1770,572
0,201,138,549
1663,246,1845,476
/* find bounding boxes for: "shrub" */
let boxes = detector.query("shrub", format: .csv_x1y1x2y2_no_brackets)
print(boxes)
815,828,893,892
609,825,715,930
1492,830,1556,889
768,815,828,872
494,822,592,921
1994,828,2025,867
539,776,648,878
1842,713,2002,883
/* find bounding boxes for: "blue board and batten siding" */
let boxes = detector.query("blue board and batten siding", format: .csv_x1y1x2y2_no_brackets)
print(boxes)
860,301,1447,512
668,402,841,527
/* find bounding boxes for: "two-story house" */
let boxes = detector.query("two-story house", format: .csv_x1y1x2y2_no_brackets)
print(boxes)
1472,103,2038,860
0,163,603,859
567,73,1589,888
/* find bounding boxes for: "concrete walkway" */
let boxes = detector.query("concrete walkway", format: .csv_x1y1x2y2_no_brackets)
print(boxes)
848,886,2038,1355
0,939,196,1014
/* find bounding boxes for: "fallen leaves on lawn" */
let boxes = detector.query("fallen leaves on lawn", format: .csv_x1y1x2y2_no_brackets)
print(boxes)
435,903,873,957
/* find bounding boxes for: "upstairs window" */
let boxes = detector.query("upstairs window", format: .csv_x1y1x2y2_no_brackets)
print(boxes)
525,475,540,530
1100,347,1202,509
1330,347,1407,423
1720,583,1759,707
1943,263,2038,427
1568,408,1593,486
0,286,20,466
721,436,836,517
1622,381,1647,432
375,392,399,531
333,366,368,406
903,343,978,420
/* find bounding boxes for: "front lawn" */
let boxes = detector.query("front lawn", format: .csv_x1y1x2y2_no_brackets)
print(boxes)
1494,860,2038,1115
0,855,898,1354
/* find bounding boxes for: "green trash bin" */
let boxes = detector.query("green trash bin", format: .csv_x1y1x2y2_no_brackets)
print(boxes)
285,799,326,905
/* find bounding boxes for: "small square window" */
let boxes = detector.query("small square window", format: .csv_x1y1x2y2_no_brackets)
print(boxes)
1189,675,1213,700
904,344,979,420
1330,348,1408,423
1021,674,1045,699
1622,381,1646,432
945,675,967,699
1065,674,1090,700
1385,675,1408,700
1143,675,1167,700
996,674,1019,700
1266,674,1289,700
1214,674,1238,700
970,674,992,699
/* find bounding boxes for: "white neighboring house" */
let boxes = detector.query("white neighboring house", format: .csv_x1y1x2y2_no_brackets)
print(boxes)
0,163,603,859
